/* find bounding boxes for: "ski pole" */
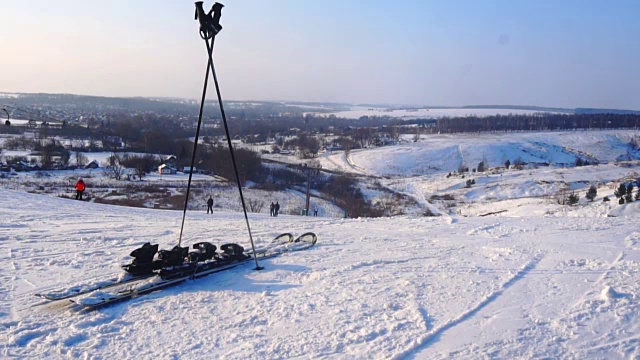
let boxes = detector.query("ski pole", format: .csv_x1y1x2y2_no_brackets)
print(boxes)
193,2,263,270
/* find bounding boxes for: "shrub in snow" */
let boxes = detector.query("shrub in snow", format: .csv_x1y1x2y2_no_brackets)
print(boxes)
603,196,610,202
619,197,625,205
567,192,579,206
586,185,597,202
513,157,525,169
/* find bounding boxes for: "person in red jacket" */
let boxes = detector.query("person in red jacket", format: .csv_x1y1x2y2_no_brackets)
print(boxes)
75,178,86,200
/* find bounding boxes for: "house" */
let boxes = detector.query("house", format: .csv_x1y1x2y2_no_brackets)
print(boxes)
183,166,197,173
85,160,100,169
104,136,125,148
164,155,177,168
158,164,176,175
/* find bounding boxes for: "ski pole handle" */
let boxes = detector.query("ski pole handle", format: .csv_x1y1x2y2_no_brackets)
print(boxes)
194,1,224,39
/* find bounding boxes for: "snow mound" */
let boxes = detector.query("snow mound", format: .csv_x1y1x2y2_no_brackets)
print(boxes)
600,286,620,300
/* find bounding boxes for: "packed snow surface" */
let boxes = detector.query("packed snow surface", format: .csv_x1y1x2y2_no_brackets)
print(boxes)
1,189,639,359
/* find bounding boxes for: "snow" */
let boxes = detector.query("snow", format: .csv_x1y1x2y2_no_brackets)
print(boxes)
2,128,640,359
1,188,639,359
306,106,560,120
319,130,640,177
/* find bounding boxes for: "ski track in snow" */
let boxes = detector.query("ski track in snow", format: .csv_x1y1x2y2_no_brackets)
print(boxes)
400,256,542,359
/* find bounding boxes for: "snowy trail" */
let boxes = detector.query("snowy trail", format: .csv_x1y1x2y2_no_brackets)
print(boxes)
1,189,639,359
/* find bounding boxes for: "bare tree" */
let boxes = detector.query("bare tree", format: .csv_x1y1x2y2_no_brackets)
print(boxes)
247,198,264,213
103,152,125,180
75,152,88,167
121,154,157,180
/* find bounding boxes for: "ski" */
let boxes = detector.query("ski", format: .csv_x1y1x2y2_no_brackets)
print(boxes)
79,233,316,310
35,232,297,302
75,232,317,311
35,273,155,301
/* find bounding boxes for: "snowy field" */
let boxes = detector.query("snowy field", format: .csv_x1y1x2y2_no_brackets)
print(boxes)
306,106,560,120
1,189,639,359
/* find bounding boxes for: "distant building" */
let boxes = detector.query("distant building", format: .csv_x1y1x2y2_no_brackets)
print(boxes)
158,164,176,175
164,155,177,168
85,160,100,169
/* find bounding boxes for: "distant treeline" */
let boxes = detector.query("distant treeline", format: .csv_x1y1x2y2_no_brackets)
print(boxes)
432,113,640,134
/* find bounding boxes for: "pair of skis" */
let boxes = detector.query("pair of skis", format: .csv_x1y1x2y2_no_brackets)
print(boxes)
35,232,317,310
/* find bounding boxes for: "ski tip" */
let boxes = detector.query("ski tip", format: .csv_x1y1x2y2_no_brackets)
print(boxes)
294,232,317,245
272,233,294,243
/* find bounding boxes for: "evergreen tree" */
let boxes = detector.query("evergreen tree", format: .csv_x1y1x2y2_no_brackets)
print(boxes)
575,158,584,167
504,159,511,169
567,192,579,206
615,183,627,198
585,185,597,202
477,161,486,172
619,197,625,205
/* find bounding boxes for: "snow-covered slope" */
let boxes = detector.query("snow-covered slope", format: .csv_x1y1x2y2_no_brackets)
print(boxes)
319,130,640,177
1,189,639,359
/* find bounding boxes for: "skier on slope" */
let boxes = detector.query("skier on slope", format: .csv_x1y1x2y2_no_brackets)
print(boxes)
274,202,280,217
75,178,86,200
270,202,275,217
207,196,214,214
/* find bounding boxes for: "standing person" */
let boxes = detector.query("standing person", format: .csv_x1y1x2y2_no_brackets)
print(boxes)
270,202,275,217
207,196,214,214
274,202,280,217
313,207,318,216
75,178,85,200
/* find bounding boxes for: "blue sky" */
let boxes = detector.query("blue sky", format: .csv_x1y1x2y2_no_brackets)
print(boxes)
1,0,639,109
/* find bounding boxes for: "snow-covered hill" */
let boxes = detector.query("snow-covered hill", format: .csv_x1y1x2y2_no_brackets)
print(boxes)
319,130,640,177
1,189,639,359
314,130,640,217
